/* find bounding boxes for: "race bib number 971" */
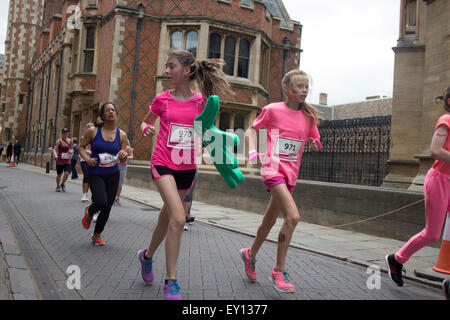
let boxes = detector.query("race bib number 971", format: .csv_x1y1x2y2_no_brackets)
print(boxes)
274,136,303,161
167,123,194,149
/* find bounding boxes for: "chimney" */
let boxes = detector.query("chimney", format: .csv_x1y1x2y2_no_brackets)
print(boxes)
319,93,328,105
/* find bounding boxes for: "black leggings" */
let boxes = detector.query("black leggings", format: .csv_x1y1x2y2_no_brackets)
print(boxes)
88,171,120,234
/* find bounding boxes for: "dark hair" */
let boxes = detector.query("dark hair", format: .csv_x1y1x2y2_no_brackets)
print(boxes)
435,86,450,113
99,102,118,121
61,127,69,133
167,49,232,99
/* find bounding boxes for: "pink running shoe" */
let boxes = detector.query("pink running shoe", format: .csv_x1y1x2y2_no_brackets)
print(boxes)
270,268,295,293
164,279,182,300
239,248,257,282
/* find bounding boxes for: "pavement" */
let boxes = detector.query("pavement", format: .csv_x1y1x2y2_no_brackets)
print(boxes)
0,162,448,300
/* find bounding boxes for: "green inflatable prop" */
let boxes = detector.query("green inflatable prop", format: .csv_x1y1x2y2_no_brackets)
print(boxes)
194,95,245,189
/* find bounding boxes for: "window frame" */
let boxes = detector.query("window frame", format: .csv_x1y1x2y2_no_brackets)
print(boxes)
168,27,200,58
81,24,97,73
207,30,253,79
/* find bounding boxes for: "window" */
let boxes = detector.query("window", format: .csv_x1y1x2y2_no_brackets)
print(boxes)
259,42,270,88
54,61,60,91
219,112,231,131
185,31,198,57
71,30,79,74
238,39,250,78
169,29,198,57
208,32,251,78
18,94,24,105
83,26,96,73
208,33,221,59
224,37,236,76
85,0,98,8
170,31,183,49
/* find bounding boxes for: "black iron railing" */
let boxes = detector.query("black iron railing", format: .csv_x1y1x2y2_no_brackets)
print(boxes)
299,116,391,186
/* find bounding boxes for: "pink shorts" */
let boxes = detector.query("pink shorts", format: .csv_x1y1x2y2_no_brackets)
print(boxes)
263,176,294,194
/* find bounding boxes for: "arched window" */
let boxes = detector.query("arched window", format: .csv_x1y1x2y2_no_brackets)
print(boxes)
223,37,236,76
170,31,183,49
208,33,221,59
238,39,250,78
186,31,198,57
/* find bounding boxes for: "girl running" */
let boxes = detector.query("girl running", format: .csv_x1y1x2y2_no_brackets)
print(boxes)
240,69,321,293
53,128,73,192
138,49,231,300
385,87,450,287
78,102,128,245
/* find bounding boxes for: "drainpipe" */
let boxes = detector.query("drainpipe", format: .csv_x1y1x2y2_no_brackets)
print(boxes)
34,63,46,166
25,75,34,153
50,42,64,171
41,60,52,168
281,37,290,101
128,4,145,144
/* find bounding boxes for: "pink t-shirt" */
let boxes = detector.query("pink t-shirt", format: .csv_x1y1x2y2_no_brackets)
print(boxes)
432,114,450,175
252,102,320,186
150,90,205,170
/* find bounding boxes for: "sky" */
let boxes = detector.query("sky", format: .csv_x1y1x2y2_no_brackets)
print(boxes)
0,0,401,106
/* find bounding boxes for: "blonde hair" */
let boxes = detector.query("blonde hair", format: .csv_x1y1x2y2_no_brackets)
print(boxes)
167,49,233,99
282,69,318,124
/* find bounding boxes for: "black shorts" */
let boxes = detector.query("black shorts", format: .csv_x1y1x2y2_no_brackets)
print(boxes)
151,165,196,190
56,164,71,175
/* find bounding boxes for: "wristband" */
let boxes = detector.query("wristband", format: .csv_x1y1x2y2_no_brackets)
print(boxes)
248,150,259,162
314,139,323,150
141,124,152,136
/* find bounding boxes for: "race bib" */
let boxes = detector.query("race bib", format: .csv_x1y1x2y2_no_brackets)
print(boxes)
274,136,303,161
98,153,118,167
167,123,194,149
61,152,70,160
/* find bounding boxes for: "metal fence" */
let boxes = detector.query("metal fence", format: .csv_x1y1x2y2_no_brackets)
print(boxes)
299,116,391,186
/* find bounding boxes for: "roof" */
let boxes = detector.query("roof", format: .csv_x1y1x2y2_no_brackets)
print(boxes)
243,0,289,27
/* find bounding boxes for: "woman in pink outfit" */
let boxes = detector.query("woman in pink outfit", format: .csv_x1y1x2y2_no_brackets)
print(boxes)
240,69,321,293
386,86,450,287
138,49,231,300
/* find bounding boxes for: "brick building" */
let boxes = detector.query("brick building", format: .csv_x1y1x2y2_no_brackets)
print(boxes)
0,0,303,167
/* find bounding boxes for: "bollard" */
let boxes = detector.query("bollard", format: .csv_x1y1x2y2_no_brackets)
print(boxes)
46,161,50,174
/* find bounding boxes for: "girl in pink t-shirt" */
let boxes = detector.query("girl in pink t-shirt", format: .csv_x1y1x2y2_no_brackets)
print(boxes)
240,70,321,293
138,49,231,300
386,87,450,288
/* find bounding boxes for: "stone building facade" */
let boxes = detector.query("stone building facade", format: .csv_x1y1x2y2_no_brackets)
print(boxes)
0,0,303,167
383,0,449,190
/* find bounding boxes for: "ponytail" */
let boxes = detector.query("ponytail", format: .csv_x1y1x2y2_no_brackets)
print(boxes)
168,49,232,99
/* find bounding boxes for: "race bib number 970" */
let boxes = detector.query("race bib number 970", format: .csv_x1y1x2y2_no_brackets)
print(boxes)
274,136,303,161
167,123,194,149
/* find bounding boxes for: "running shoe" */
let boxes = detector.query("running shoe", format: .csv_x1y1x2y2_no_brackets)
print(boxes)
443,279,450,300
270,268,295,293
81,194,89,202
385,254,405,287
82,205,92,229
115,198,121,206
55,186,61,192
138,248,154,284
164,279,182,300
61,183,66,192
239,248,257,282
184,224,189,231
91,233,105,246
